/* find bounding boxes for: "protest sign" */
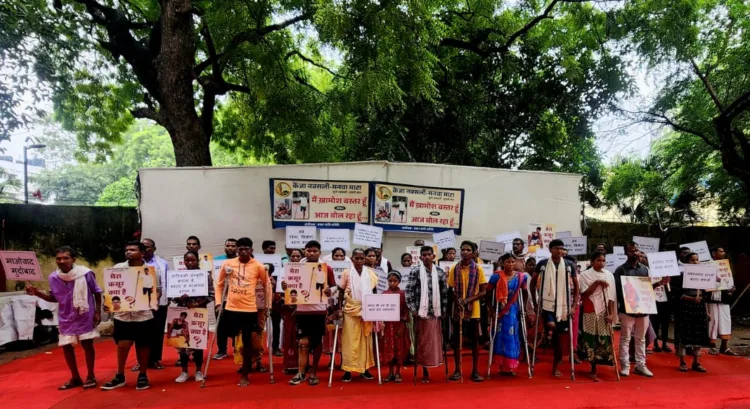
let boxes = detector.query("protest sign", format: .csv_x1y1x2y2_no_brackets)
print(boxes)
683,264,719,290
652,278,669,302
212,260,223,282
681,241,711,262
714,260,734,291
613,246,625,256
620,276,658,314
283,262,329,305
198,253,214,274
0,251,42,281
633,236,660,253
646,251,681,278
375,267,389,293
353,223,383,248
396,267,412,291
577,261,589,273
362,294,401,322
165,306,209,350
433,230,456,250
372,182,464,234
173,257,186,271
286,226,317,249
328,261,350,287
495,231,523,251
103,266,159,312
478,241,505,263
481,263,495,281
254,254,284,278
556,231,572,239
533,248,552,261
561,236,587,256
270,179,369,228
320,229,351,251
438,261,457,273
166,270,209,298
527,223,555,250
605,254,627,270
407,246,421,266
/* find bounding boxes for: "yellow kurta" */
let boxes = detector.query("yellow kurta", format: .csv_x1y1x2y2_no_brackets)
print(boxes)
341,268,378,373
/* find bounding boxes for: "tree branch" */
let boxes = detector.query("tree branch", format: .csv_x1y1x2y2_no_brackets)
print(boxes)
130,107,162,123
497,0,561,54
201,22,222,79
632,109,720,150
718,90,750,123
285,51,346,79
224,11,315,55
690,59,724,112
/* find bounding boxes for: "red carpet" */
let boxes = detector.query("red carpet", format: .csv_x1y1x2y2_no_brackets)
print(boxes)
2,339,750,409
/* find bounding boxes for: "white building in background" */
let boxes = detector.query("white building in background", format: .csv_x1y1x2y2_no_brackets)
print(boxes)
0,154,46,203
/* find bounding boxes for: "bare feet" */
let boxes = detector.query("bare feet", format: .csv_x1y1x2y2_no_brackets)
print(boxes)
590,373,599,382
238,376,250,387
553,368,562,377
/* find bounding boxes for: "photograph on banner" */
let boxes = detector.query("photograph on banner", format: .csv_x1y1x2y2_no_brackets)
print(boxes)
633,236,660,253
0,251,43,281
478,240,505,263
396,267,412,291
328,261,350,287
286,226,317,249
620,276,658,314
320,229,351,251
166,270,209,298
713,260,734,291
353,223,383,248
362,294,401,322
683,264,719,290
270,179,369,228
432,230,456,250
646,252,681,278
652,278,669,302
560,236,587,256
103,266,159,312
165,306,209,350
680,240,711,262
371,182,464,234
605,254,627,270
496,231,525,253
527,223,555,250
283,262,329,305
556,231,572,239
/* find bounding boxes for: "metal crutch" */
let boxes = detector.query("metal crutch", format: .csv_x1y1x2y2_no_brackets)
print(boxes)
603,291,620,381
201,283,230,388
413,315,419,385
518,280,532,378
565,269,575,381
487,297,500,379
375,324,382,385
267,311,275,383
327,319,341,388
531,271,545,376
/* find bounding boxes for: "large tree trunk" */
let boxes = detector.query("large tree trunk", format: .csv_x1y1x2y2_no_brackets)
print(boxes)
156,0,212,167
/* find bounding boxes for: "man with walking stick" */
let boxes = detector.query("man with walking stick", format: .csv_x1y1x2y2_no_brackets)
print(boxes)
406,246,448,384
530,239,579,379
447,241,487,383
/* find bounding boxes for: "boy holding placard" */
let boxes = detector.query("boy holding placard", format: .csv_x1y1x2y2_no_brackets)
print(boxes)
26,246,102,390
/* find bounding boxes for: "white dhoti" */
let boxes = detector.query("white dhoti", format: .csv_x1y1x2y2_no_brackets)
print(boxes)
708,303,732,340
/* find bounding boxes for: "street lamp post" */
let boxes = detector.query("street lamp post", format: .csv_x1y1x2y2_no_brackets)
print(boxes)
23,144,46,204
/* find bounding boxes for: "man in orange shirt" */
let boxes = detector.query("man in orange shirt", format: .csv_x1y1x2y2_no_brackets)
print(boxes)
216,237,269,387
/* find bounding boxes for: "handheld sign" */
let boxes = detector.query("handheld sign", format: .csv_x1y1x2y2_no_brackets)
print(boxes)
714,260,734,291
254,254,283,277
613,246,625,256
166,270,209,298
495,231,524,252
481,263,495,281
432,230,456,250
645,251,681,278
104,266,159,312
406,246,421,266
165,306,209,350
633,236,660,253
286,226,317,249
353,223,383,248
620,276,658,314
375,267,389,293
560,236,587,256
0,251,42,281
328,260,350,287
683,264,719,290
605,254,627,270
283,262,329,305
680,241,711,262
320,229,351,251
478,241,505,263
438,261,457,272
396,267,412,291
556,231,572,239
363,293,400,322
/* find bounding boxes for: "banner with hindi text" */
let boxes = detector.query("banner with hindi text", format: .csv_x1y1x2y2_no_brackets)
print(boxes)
270,179,370,229
371,182,464,234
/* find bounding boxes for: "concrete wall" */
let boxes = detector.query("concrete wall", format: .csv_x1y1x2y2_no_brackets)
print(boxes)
139,161,583,263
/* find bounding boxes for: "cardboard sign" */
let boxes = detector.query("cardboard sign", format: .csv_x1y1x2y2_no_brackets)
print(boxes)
681,240,711,262
362,293,401,322
353,223,383,248
495,231,524,253
652,277,669,302
438,261,457,272
320,229,351,251
396,267,412,291
556,231,572,239
165,306,209,350
212,260,223,283
714,259,734,291
0,251,42,281
481,263,495,281
407,246,421,266
432,230,456,250
646,251,681,278
561,236,587,256
613,246,625,256
375,267,389,293
166,270,209,298
328,260,350,287
605,254,627,270
620,276,658,314
633,236,660,253
683,264,719,290
533,248,552,261
286,226,317,249
478,241,506,263
283,262,329,305
103,266,159,312
254,254,283,278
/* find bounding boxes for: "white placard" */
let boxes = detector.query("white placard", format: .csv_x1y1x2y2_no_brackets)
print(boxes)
166,270,209,298
254,254,284,277
432,230,456,250
438,261,457,272
606,254,627,270
561,236,587,255
212,260,223,282
613,246,625,256
329,261,350,287
406,246,421,266
533,248,551,261
556,231,572,239
681,240,711,262
495,231,523,251
363,293,400,322
683,264,719,290
396,267,412,291
320,229,351,251
714,260,734,291
481,263,495,281
286,226,317,248
353,223,383,248
173,256,187,271
375,267,388,293
652,277,669,303
633,236,660,253
478,240,506,263
645,251,681,278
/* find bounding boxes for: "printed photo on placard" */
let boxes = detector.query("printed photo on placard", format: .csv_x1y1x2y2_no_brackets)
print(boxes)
284,262,329,305
620,276,658,315
103,266,159,312
165,306,209,350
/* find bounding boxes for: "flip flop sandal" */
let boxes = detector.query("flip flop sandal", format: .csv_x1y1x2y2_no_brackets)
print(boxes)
131,364,140,372
394,375,403,383
82,379,97,389
679,363,688,372
692,364,707,373
384,374,395,383
721,349,738,356
257,365,268,373
470,373,484,383
152,363,165,370
708,348,719,355
449,372,461,381
58,379,83,390
307,377,320,386
420,378,430,384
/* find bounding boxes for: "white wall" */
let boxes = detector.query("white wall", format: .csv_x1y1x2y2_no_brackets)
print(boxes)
139,161,582,264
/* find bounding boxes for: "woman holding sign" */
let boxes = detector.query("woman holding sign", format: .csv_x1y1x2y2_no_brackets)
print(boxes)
577,251,616,382
675,253,711,373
